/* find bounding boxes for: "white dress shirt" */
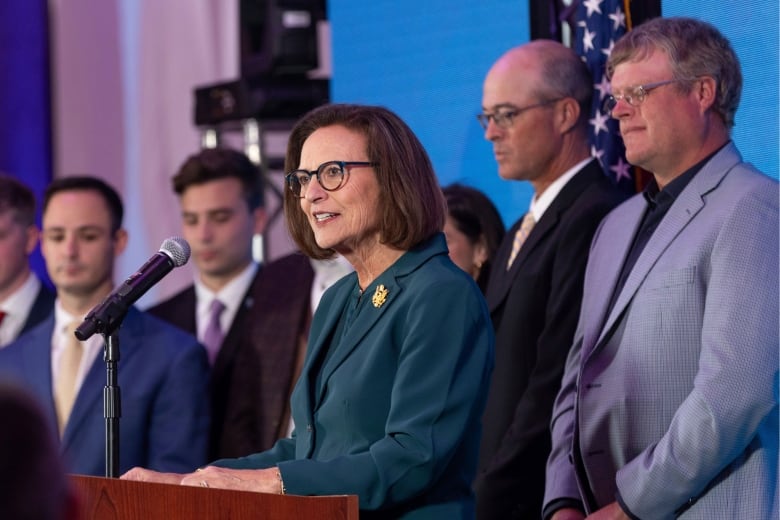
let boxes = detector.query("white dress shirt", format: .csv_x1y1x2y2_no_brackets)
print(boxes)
0,272,42,348
528,157,593,221
194,262,258,349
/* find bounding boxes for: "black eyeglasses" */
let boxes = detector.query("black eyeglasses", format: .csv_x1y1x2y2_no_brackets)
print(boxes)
602,79,681,114
285,161,377,198
476,99,563,130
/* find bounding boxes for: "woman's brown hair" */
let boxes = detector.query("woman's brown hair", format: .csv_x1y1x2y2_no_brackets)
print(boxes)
284,104,446,259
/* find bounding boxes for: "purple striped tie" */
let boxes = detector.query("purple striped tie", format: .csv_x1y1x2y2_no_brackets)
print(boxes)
202,299,226,365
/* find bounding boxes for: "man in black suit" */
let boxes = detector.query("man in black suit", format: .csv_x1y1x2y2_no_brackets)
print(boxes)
149,148,317,460
0,174,54,348
474,40,628,518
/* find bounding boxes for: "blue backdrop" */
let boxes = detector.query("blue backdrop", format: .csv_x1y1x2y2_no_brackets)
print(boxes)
0,0,51,283
1,1,777,243
331,0,779,227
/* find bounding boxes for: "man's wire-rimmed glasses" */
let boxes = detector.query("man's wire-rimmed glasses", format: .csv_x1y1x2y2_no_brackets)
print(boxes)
285,160,377,198
602,79,682,115
476,99,563,130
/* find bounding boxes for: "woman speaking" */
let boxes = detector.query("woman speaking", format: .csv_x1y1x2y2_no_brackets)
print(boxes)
123,104,494,519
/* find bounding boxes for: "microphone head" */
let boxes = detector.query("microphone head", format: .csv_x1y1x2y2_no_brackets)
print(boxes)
159,237,191,267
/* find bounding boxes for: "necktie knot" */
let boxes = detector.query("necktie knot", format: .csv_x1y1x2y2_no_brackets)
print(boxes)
507,212,536,269
210,298,226,316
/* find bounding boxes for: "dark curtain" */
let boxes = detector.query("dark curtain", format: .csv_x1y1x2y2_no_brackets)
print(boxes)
0,0,52,284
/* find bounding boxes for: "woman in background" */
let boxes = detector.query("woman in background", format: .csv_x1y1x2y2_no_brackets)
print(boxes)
442,183,505,293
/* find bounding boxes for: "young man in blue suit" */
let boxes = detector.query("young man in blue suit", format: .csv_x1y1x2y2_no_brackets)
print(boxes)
0,174,54,347
544,17,778,519
0,176,210,476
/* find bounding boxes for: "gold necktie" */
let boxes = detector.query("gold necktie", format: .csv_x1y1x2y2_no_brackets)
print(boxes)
507,212,536,269
55,321,83,434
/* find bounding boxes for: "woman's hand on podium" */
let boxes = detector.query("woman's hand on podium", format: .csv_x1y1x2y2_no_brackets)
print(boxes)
180,465,284,494
120,467,185,485
120,465,285,495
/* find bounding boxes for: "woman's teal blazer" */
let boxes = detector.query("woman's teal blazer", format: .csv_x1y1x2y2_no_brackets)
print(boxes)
214,234,494,519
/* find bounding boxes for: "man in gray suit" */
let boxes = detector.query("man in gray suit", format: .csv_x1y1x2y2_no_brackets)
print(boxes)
544,17,778,520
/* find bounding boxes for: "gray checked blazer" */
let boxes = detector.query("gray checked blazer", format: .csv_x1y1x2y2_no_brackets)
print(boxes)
544,142,778,519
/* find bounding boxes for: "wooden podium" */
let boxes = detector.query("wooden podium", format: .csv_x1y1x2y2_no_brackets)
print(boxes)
70,475,359,519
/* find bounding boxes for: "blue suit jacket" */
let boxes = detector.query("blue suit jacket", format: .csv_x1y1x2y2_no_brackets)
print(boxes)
214,234,494,519
0,306,210,476
19,283,55,336
545,143,779,518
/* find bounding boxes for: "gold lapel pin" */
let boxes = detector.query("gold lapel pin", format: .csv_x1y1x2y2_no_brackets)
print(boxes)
372,284,388,308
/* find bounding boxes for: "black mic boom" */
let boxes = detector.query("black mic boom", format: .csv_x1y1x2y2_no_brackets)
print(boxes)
75,237,191,340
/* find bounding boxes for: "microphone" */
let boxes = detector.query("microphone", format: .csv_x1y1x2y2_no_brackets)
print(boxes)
75,237,191,340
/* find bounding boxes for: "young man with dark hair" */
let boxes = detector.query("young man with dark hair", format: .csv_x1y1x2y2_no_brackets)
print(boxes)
150,148,346,460
0,175,210,476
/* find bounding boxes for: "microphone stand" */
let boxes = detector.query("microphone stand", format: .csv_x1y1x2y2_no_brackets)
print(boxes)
103,329,121,478
76,296,129,478
74,239,189,478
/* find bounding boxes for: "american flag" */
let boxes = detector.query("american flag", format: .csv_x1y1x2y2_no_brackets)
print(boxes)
574,0,635,191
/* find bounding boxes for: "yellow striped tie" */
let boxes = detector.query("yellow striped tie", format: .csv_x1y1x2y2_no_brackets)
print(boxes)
507,212,536,269
54,321,83,434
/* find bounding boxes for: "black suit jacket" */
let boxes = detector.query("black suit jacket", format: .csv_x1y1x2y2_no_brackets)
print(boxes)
475,160,628,519
148,252,314,460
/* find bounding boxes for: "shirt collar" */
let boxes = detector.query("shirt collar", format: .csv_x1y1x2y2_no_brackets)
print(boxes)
54,299,83,333
0,273,41,347
195,261,258,317
642,142,729,209
529,157,593,221
0,271,40,315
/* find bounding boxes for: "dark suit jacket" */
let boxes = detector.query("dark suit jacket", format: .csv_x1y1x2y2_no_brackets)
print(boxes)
148,252,314,460
214,234,494,519
0,306,210,476
475,160,628,519
19,284,55,336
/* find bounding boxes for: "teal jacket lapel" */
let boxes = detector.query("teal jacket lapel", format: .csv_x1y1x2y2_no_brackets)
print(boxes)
298,279,352,416
304,235,447,411
314,276,400,406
